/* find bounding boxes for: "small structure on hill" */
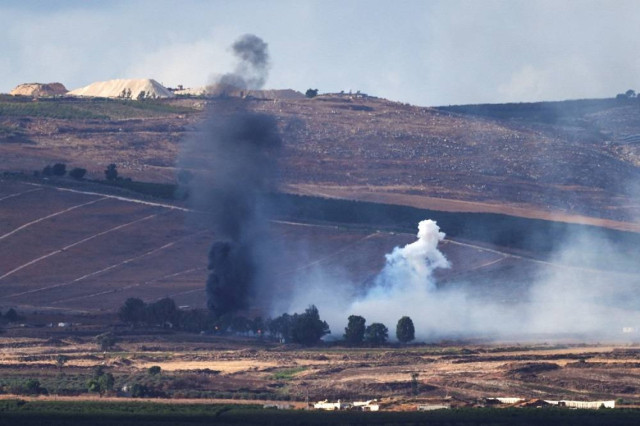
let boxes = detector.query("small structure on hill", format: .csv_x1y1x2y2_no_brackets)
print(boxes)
547,400,615,409
352,400,380,411
10,82,67,97
417,403,450,411
314,400,351,410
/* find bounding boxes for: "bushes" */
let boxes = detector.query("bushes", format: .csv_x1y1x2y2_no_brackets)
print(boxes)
69,168,86,180
95,332,117,351
6,379,47,396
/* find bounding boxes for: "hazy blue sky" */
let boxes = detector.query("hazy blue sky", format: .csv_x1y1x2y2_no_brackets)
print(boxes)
2,0,640,106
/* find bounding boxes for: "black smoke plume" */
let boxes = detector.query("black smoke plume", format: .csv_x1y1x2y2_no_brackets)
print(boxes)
180,34,282,318
215,34,271,93
200,111,282,317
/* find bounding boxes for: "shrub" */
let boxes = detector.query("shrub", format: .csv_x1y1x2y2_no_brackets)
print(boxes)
148,366,161,375
95,332,117,351
52,163,66,176
104,163,118,181
5,308,18,323
69,167,87,180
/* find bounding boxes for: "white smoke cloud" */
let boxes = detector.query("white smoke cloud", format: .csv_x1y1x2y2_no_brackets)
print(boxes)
285,219,640,342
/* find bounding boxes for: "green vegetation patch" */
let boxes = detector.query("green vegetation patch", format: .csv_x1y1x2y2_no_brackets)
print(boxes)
0,402,639,426
0,101,107,119
0,97,197,120
272,367,307,380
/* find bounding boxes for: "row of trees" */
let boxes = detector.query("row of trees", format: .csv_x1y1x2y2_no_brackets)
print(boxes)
118,297,180,327
118,297,417,347
41,163,87,179
39,162,122,181
344,315,415,345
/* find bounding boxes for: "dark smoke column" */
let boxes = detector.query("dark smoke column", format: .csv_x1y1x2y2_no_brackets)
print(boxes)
178,34,282,318
201,111,282,318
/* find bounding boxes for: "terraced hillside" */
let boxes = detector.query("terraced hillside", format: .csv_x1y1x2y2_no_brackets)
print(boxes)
0,178,594,315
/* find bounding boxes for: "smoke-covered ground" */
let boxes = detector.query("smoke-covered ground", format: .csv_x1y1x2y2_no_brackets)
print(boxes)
284,219,640,342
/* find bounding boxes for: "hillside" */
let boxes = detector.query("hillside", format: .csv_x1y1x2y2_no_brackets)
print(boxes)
0,177,632,316
1,93,639,319
0,94,639,228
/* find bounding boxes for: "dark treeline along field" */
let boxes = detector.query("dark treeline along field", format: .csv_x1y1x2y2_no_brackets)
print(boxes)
1,400,640,426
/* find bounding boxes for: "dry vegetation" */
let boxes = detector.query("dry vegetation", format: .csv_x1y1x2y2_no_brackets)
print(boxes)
1,94,640,225
1,331,640,407
1,94,640,409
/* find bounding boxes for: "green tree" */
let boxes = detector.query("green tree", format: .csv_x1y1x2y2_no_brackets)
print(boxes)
267,313,292,341
69,167,87,180
87,369,114,396
118,297,146,325
5,308,18,323
95,332,117,351
104,163,118,181
55,354,69,369
148,365,161,375
365,322,388,345
344,315,366,345
145,297,177,325
137,90,146,101
289,305,330,345
24,379,46,395
52,163,66,176
396,316,415,343
305,88,318,98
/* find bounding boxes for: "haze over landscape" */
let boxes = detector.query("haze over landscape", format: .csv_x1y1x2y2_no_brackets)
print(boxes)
3,0,640,106
2,1,640,418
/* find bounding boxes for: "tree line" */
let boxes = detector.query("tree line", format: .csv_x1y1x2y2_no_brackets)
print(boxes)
118,297,415,346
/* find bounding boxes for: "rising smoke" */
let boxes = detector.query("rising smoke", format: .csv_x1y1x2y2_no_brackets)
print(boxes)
212,34,271,94
285,218,640,342
180,34,282,318
180,33,640,339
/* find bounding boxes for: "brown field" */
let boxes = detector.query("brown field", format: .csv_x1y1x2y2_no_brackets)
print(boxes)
1,330,640,407
0,178,581,314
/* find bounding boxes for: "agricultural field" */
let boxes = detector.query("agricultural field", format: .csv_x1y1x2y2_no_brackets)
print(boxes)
2,333,640,411
0,177,615,314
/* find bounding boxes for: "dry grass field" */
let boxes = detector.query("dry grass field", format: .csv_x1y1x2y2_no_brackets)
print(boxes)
1,331,640,407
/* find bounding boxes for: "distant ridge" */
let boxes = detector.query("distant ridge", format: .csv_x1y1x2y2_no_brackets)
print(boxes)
69,78,174,99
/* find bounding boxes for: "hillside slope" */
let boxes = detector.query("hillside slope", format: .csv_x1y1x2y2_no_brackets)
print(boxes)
0,94,639,227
